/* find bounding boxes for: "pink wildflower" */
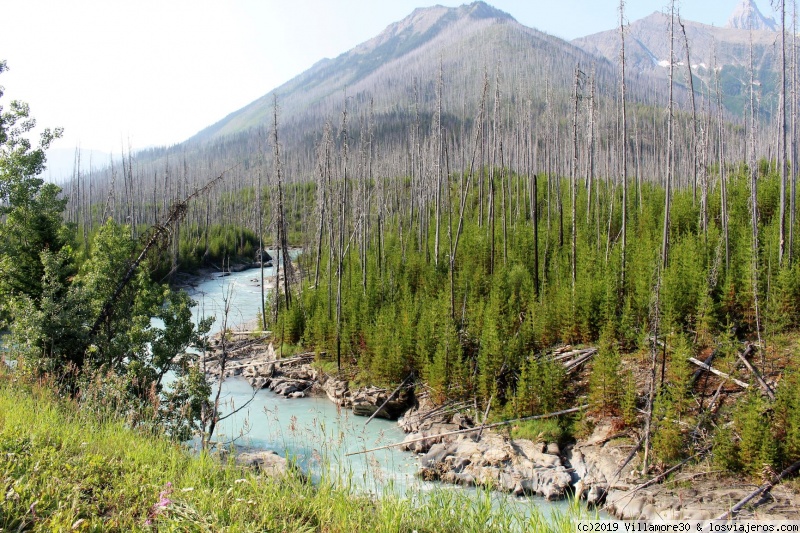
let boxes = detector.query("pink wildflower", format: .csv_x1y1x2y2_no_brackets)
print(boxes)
145,482,174,526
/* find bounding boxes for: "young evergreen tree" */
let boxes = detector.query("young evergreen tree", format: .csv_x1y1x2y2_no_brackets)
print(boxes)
588,324,622,417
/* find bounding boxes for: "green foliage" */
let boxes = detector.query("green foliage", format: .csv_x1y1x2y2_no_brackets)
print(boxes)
0,62,66,322
734,392,776,477
1,70,211,439
620,370,638,427
514,356,565,417
284,159,800,461
477,290,504,401
712,424,741,473
773,365,800,468
651,393,686,466
9,220,215,439
511,418,564,443
9,248,89,374
588,325,622,417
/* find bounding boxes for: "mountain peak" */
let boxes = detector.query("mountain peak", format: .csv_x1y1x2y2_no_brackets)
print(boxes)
401,2,514,31
461,1,515,21
726,0,777,31
353,2,515,58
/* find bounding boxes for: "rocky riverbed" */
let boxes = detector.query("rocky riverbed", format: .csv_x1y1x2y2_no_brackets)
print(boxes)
397,396,800,519
197,334,800,520
202,334,413,419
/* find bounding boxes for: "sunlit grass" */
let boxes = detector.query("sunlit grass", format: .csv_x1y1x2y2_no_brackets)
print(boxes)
0,369,592,531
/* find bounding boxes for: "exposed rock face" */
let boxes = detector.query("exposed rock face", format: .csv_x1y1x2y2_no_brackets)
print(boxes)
350,386,412,420
202,333,800,518
410,430,573,500
604,483,799,520
563,420,639,506
234,347,316,398
205,335,414,419
321,376,350,406
398,397,572,500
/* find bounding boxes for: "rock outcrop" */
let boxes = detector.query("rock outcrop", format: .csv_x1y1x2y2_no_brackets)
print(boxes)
563,420,639,506
414,433,574,500
398,396,573,500
350,386,412,420
321,376,349,406
204,334,414,418
604,482,799,520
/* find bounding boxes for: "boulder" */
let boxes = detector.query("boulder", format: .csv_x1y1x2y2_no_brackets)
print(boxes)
236,451,289,477
322,377,350,406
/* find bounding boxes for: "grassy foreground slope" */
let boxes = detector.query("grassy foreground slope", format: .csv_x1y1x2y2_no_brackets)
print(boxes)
0,371,586,532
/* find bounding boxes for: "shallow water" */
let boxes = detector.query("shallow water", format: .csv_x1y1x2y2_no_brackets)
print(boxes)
186,266,593,520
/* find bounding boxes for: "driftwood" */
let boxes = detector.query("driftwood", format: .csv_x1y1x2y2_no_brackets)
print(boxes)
364,373,413,426
736,344,775,400
630,447,709,493
414,400,471,426
714,458,800,520
688,357,750,389
275,353,315,366
345,405,588,456
224,359,273,372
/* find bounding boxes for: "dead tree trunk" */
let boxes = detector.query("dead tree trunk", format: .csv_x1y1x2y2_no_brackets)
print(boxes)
620,0,629,292
780,0,788,266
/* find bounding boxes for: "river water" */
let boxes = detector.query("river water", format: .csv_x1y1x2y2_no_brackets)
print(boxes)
184,265,585,520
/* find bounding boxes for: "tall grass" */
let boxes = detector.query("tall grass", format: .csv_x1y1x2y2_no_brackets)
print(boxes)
0,369,593,531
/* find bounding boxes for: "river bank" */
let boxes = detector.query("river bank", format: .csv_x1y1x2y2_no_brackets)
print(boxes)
0,370,586,532
195,329,800,520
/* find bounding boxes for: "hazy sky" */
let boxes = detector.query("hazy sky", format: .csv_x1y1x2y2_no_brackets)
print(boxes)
0,0,774,164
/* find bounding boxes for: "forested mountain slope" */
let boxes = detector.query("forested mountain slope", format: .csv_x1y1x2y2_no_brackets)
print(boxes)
191,1,620,147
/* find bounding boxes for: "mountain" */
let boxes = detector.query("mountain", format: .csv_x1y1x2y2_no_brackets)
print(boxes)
572,6,782,117
573,9,779,75
726,0,778,31
189,1,622,147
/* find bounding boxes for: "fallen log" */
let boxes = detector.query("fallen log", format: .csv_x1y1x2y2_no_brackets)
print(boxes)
552,347,593,362
714,458,800,520
612,437,643,480
564,348,599,372
345,405,588,456
736,344,774,400
688,358,750,389
274,353,315,366
630,447,709,493
690,349,719,386
606,448,711,514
